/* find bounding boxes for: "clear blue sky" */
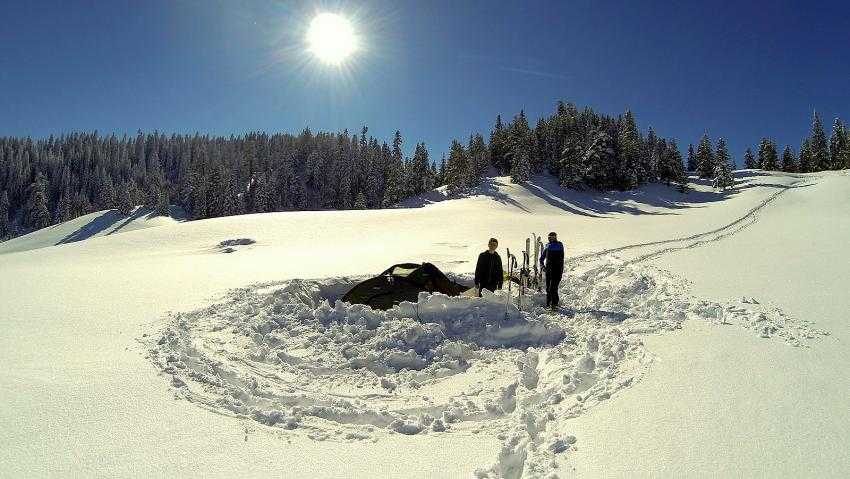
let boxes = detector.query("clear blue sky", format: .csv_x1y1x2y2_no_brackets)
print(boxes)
1,0,848,163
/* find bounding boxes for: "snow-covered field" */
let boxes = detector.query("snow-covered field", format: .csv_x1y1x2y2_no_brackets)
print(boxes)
1,171,847,478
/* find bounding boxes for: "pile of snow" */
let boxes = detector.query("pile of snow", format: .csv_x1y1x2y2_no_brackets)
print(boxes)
148,256,825,476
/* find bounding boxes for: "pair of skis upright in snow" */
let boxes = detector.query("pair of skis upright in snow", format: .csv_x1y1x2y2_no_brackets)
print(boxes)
504,234,545,317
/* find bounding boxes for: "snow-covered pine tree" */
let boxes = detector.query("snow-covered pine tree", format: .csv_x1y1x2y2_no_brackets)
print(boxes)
54,191,72,224
583,130,615,190
155,189,169,217
489,115,509,174
659,139,685,187
559,136,585,189
337,170,352,209
118,181,134,216
845,128,850,169
353,192,367,210
437,155,447,186
0,190,9,239
799,139,813,173
97,175,116,210
696,134,715,178
713,138,735,190
757,138,779,170
205,167,225,218
532,118,547,174
508,111,532,183
411,142,432,193
809,112,830,171
781,146,798,172
425,162,437,192
743,148,757,169
616,110,642,189
381,131,405,207
222,174,240,216
642,127,658,182
467,133,488,188
686,144,697,172
445,140,470,195
829,118,847,170
25,173,51,230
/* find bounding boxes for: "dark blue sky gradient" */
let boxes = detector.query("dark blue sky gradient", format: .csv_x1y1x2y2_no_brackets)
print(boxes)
1,0,848,163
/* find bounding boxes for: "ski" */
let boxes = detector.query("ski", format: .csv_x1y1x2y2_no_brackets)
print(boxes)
532,233,541,292
519,238,531,311
504,248,517,319
536,235,545,292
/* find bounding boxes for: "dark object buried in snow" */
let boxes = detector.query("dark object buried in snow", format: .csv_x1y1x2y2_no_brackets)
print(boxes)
342,262,469,310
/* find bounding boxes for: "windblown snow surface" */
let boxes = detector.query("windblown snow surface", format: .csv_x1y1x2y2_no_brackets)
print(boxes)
1,171,848,478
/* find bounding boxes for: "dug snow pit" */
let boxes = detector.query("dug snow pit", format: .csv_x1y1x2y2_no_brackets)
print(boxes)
147,260,826,477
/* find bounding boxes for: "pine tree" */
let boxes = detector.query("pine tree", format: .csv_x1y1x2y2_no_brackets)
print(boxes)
410,142,432,193
156,188,170,217
757,138,779,170
382,131,406,207
829,118,847,170
25,173,51,230
445,140,470,195
713,138,734,190
489,115,509,174
508,111,532,183
205,168,226,218
425,162,437,192
781,146,798,172
54,192,72,224
743,148,757,169
353,192,367,209
658,140,685,187
686,144,698,172
616,110,642,189
532,117,547,174
0,190,10,239
799,139,813,173
467,134,489,187
583,130,615,190
696,134,715,178
810,112,830,171
97,177,116,210
841,128,850,168
118,181,134,216
559,136,585,189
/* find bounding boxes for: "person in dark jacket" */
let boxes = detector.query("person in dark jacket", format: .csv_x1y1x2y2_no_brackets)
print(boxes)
474,238,504,296
540,231,565,310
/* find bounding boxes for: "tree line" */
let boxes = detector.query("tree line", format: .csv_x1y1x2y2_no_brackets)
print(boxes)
1,103,848,241
0,128,439,239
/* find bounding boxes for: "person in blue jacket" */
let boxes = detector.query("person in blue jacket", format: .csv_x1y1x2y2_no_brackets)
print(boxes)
540,231,565,310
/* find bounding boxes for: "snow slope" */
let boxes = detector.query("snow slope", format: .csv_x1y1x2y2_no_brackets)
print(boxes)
0,205,187,255
0,171,847,478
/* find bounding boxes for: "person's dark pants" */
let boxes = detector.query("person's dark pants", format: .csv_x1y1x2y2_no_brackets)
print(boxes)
545,272,561,308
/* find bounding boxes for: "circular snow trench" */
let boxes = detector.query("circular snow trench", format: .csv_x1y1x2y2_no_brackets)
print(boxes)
148,260,823,461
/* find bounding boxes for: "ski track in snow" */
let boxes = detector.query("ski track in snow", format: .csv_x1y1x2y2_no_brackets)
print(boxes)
573,177,816,266
146,176,829,479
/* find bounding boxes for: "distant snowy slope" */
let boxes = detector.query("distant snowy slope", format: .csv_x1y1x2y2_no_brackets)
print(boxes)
0,205,186,255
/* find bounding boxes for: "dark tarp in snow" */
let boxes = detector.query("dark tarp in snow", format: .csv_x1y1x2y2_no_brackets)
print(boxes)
342,262,469,310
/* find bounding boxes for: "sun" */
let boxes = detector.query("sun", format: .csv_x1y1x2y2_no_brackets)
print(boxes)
306,13,358,65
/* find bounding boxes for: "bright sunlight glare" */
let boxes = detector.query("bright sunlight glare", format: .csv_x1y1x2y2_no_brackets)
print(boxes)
306,13,358,65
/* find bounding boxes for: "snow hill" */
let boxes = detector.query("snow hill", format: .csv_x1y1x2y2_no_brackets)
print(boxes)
1,170,848,478
0,205,187,255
